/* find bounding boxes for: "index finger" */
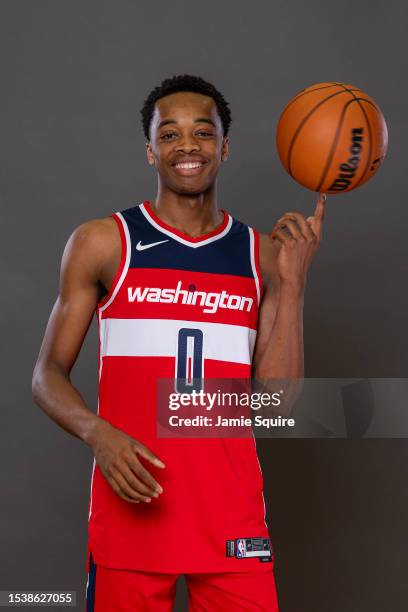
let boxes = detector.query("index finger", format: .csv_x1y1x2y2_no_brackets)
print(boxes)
136,443,166,468
314,192,327,222
127,453,164,494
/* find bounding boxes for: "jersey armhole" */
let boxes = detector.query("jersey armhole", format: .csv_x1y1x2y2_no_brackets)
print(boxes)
248,226,264,305
97,212,130,311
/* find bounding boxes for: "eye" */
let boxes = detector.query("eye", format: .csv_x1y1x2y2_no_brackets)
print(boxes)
160,132,177,141
196,130,213,137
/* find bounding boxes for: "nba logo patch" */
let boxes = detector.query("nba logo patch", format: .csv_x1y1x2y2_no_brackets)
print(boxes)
236,539,246,558
226,537,273,562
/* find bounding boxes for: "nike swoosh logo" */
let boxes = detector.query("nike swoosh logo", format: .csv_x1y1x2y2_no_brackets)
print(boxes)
136,239,169,251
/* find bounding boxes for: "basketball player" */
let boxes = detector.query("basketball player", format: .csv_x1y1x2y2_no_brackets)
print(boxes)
32,75,326,611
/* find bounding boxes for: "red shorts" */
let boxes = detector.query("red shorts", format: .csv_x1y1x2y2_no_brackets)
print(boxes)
85,553,279,611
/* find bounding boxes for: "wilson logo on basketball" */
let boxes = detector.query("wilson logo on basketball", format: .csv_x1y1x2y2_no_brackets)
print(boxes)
328,128,364,191
127,281,254,314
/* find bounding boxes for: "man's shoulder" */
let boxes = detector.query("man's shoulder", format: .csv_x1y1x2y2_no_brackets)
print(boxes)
72,215,118,242
75,215,117,236
65,215,120,263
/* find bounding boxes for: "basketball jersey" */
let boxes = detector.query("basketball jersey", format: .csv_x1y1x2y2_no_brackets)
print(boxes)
86,201,272,574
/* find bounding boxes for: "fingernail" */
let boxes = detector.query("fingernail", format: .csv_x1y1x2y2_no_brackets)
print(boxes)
156,485,163,494
144,497,151,503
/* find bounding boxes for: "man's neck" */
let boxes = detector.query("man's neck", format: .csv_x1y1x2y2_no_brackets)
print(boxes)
150,186,223,238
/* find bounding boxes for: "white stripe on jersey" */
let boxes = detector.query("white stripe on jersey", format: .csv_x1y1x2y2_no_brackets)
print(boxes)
99,211,131,313
100,318,257,365
248,227,261,305
139,202,233,248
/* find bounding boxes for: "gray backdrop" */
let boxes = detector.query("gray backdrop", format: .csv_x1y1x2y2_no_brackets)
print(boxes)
1,1,407,610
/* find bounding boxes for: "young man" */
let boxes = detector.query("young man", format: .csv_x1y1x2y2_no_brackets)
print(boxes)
32,75,325,611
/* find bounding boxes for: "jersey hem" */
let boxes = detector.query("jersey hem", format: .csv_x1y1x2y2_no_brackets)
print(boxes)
87,546,274,575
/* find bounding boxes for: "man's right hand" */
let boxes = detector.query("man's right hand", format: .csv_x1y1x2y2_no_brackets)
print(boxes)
88,419,165,504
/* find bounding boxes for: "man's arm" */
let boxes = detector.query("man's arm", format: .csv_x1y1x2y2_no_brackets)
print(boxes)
251,194,326,411
32,218,165,503
252,232,304,381
32,219,111,443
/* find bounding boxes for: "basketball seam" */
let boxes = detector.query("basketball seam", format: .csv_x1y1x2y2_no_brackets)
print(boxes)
315,96,370,192
315,89,357,191
333,83,375,189
354,101,380,187
286,89,355,177
279,84,362,120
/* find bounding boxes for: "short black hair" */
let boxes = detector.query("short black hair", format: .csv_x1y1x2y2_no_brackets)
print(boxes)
140,74,232,141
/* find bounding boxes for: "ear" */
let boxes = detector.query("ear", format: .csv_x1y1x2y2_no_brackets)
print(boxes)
146,141,155,166
221,136,229,162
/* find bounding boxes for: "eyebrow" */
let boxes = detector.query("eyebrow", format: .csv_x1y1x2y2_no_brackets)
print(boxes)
158,118,216,129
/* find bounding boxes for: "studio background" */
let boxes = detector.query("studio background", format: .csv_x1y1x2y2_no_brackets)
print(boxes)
1,1,407,610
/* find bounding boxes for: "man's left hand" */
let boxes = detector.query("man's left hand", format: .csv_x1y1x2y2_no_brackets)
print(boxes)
270,192,327,290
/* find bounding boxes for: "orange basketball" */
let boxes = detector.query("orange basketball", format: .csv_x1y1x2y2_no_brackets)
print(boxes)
276,82,388,194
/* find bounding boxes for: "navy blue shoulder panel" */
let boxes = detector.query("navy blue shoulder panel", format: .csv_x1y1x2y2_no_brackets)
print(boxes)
119,205,254,278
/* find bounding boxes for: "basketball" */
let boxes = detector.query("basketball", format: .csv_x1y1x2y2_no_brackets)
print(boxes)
276,82,388,194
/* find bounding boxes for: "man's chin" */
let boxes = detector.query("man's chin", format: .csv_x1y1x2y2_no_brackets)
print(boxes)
167,180,214,197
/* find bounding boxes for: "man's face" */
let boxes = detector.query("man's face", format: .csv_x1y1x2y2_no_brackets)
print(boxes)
146,91,229,195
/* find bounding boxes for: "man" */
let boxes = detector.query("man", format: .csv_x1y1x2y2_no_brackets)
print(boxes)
32,74,325,611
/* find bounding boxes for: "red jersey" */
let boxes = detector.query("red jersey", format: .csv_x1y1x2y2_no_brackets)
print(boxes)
86,201,273,574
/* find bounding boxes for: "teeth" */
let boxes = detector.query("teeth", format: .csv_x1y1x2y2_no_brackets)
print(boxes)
175,162,204,169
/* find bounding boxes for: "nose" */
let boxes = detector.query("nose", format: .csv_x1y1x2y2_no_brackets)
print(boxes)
175,133,200,153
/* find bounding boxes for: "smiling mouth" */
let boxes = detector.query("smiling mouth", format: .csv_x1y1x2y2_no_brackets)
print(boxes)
172,160,208,176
